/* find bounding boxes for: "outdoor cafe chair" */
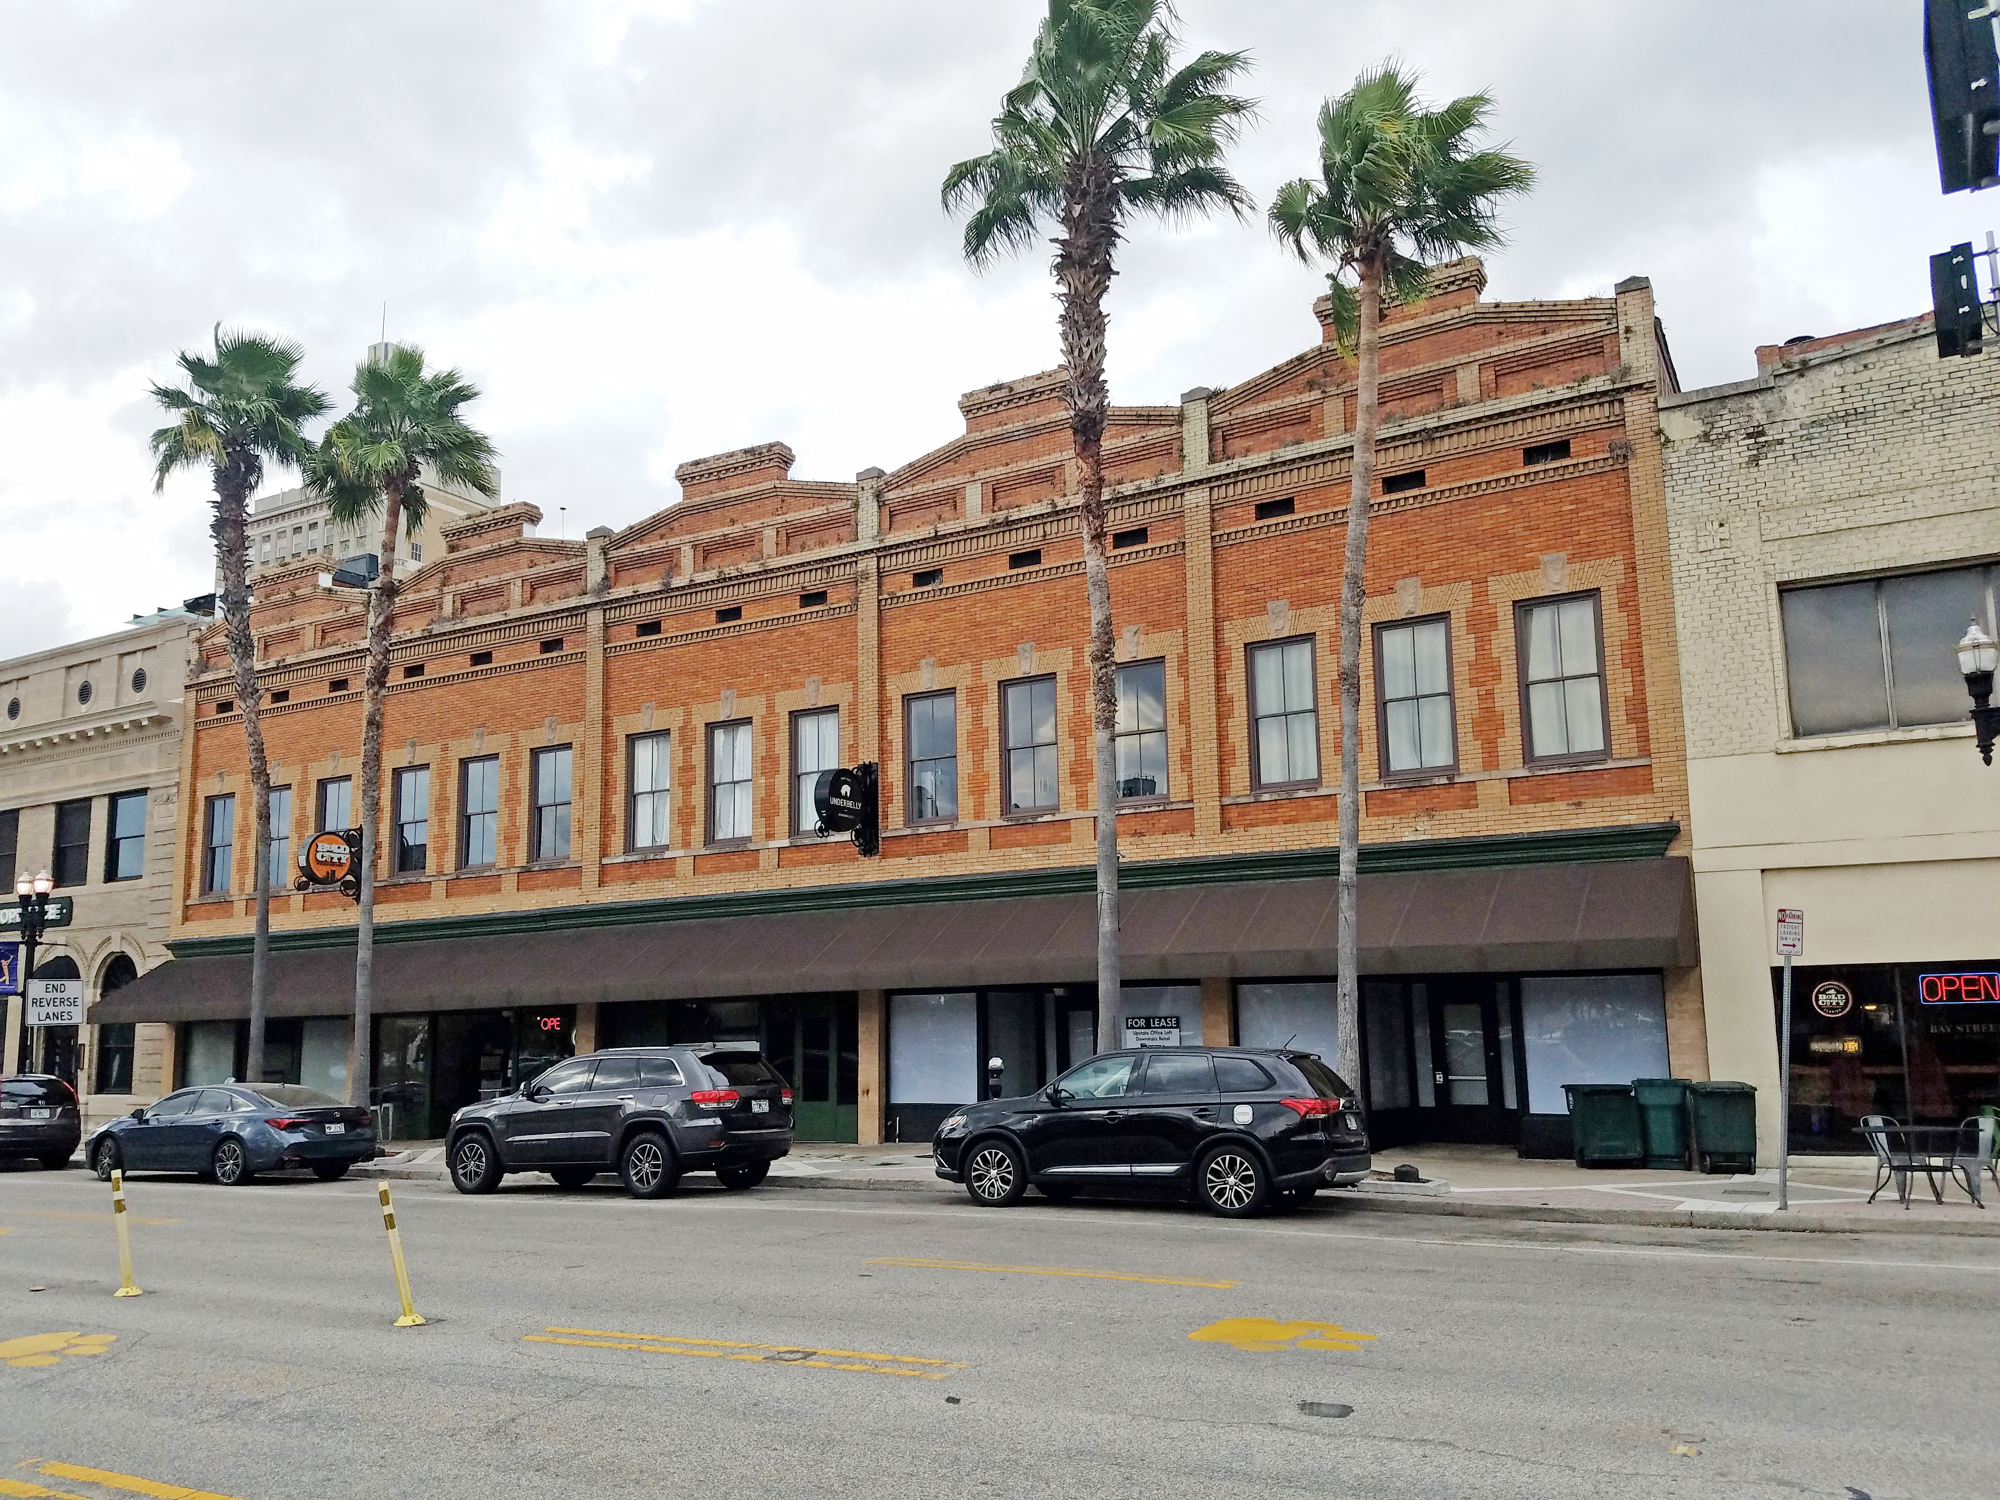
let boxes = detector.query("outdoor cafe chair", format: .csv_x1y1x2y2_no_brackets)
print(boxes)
1860,1115,1940,1209
1948,1115,1997,1208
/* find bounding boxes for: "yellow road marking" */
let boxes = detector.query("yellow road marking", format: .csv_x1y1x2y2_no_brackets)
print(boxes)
0,1478,91,1499
0,1334,117,1370
526,1327,963,1380
2,1212,179,1227
1189,1316,1376,1353
28,1463,243,1500
868,1256,1239,1289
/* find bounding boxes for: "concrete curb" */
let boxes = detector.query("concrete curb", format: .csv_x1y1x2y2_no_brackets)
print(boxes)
352,1159,2000,1235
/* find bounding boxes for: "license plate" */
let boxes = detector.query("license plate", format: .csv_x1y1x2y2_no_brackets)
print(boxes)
751,1099,770,1114
28,1108,51,1120
324,1122,346,1135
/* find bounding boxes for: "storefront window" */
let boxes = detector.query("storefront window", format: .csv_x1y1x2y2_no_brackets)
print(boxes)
888,992,976,1143
1236,982,1337,1063
183,1020,239,1086
1779,963,2000,1151
1519,974,1669,1115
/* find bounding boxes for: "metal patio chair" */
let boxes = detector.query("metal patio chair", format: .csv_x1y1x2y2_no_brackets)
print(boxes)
1860,1116,1937,1209
1948,1116,1997,1208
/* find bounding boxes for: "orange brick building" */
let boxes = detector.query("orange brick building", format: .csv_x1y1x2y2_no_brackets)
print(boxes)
103,259,1702,1152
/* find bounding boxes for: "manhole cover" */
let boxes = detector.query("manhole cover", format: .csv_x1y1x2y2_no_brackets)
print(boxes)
768,1349,815,1363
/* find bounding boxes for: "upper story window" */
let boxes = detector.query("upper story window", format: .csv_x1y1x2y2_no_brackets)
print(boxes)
1518,593,1608,763
266,786,292,889
791,709,840,836
1780,563,1999,737
1115,660,1168,800
317,776,352,832
905,691,958,823
1375,616,1457,775
53,799,91,887
530,746,573,862
1248,638,1319,788
709,721,754,843
459,756,499,869
1002,675,1059,813
628,732,671,851
202,795,234,895
392,768,428,874
0,808,17,889
104,790,147,882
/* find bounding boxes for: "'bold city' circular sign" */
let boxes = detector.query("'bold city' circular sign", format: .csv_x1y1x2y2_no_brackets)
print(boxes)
1810,981,1854,1019
301,829,355,884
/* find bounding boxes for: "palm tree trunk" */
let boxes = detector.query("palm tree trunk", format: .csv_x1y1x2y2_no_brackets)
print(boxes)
1334,255,1384,1089
213,445,273,1084
1057,170,1123,1057
351,479,404,1113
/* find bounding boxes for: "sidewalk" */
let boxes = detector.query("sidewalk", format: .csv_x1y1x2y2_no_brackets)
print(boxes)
357,1138,2000,1234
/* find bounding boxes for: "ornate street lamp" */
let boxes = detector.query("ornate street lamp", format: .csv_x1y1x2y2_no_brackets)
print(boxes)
12,869,52,1072
1957,619,2000,765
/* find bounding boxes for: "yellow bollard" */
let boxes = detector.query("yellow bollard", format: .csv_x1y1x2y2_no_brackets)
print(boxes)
109,1170,143,1298
376,1183,426,1328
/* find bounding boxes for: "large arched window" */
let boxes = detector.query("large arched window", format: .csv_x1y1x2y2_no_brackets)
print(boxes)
95,954,139,1094
23,955,81,1082
33,954,80,980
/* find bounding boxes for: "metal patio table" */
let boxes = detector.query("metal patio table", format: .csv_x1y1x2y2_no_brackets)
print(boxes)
1859,1123,1984,1209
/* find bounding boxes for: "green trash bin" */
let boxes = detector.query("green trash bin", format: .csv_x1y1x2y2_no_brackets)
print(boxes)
1686,1081,1757,1174
1564,1083,1644,1168
1632,1078,1692,1169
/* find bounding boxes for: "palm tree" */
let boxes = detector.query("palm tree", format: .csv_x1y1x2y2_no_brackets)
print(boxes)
1269,65,1535,1085
309,345,497,1110
944,0,1254,1054
149,329,329,1084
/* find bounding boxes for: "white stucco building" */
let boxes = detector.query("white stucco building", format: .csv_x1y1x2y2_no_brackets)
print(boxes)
1660,314,2000,1156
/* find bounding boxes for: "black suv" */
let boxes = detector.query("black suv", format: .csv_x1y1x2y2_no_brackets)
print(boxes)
932,1047,1370,1216
0,1075,82,1169
446,1046,793,1198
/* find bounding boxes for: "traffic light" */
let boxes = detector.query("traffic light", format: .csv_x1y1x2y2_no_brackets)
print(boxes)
1932,243,1986,357
1926,0,2000,194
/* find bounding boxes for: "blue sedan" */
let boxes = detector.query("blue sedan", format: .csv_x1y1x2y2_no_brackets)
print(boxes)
86,1083,376,1185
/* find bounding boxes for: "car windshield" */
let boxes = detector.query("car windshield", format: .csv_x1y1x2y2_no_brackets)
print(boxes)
247,1084,344,1108
701,1053,781,1087
2,1078,73,1105
1288,1054,1354,1099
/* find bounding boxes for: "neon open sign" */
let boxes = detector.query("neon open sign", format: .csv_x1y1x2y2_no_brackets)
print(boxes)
1918,971,2000,1004
537,1016,564,1032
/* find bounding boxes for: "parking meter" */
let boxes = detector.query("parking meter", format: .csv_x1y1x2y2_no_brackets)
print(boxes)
987,1057,1004,1099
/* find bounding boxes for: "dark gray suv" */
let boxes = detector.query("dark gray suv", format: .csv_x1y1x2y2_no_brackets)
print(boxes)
446,1046,793,1198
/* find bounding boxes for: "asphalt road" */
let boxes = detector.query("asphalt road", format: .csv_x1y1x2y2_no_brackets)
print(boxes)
3,1162,1997,1500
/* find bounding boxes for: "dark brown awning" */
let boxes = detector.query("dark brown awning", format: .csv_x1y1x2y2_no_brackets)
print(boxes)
93,857,1695,1024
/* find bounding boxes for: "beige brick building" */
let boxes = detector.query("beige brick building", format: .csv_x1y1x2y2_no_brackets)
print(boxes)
1659,314,2000,1156
2,603,208,1128
108,263,1701,1152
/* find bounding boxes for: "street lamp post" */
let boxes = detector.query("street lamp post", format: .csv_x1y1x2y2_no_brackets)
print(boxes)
12,868,52,1072
1957,619,2000,765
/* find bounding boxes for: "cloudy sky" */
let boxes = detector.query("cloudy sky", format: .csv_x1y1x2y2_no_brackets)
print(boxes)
0,0,1972,653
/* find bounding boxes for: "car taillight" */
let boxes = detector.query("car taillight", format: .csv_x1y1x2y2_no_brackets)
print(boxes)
1279,1097,1336,1118
264,1117,311,1130
689,1089,740,1108
780,1089,793,1105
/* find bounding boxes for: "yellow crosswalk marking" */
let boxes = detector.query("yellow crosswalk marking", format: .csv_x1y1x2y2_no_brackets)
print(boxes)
10,1464,243,1500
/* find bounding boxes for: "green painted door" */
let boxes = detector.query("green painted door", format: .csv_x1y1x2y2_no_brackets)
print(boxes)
775,995,857,1143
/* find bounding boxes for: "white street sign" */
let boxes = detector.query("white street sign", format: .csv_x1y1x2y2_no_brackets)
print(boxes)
1776,908,1804,958
25,978,85,1026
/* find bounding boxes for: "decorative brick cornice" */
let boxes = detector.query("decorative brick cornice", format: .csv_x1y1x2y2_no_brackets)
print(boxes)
672,441,796,490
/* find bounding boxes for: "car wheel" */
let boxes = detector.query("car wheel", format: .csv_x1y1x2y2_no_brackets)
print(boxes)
311,1161,351,1182
620,1131,681,1199
963,1138,1027,1207
449,1131,504,1195
549,1166,597,1189
1037,1181,1078,1202
39,1153,72,1171
91,1139,121,1182
1197,1145,1268,1217
211,1137,253,1186
716,1161,769,1190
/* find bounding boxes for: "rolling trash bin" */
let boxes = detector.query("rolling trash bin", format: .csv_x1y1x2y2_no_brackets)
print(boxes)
1685,1081,1757,1174
1631,1078,1692,1170
1564,1083,1645,1168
